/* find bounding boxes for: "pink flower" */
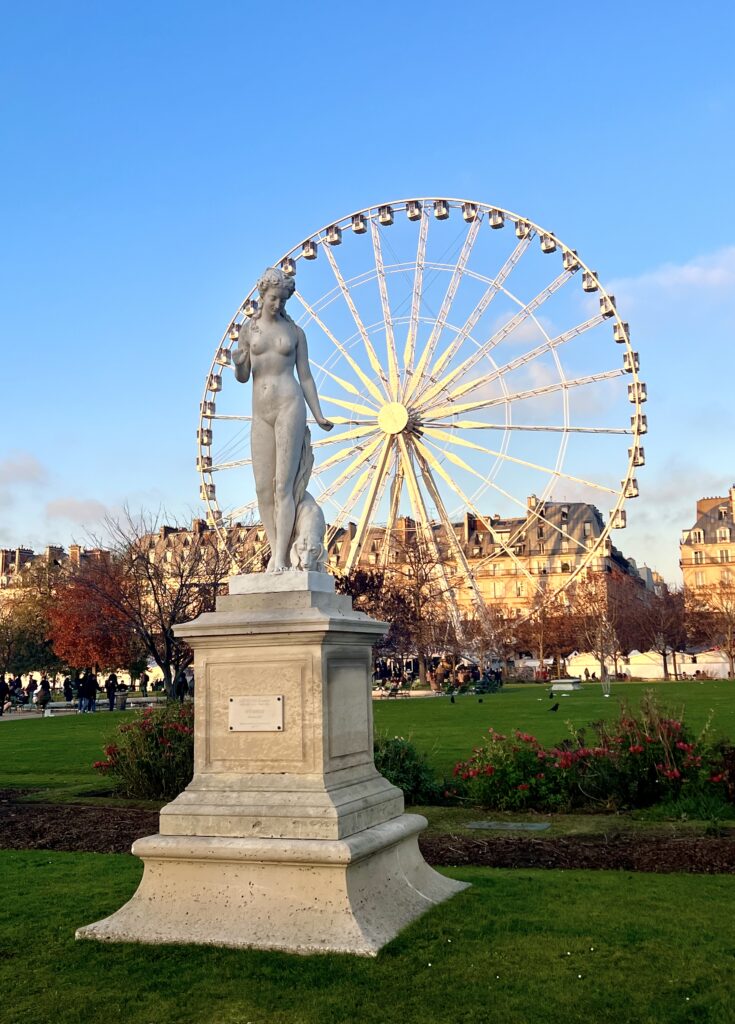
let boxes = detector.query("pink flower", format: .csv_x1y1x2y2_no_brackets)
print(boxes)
628,744,644,754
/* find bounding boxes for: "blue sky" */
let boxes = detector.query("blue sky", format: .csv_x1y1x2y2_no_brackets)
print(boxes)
2,1,734,583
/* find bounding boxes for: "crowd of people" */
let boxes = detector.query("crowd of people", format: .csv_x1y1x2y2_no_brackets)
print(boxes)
0,667,194,715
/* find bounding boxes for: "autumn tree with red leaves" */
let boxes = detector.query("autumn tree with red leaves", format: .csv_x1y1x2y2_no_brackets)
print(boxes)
48,561,146,673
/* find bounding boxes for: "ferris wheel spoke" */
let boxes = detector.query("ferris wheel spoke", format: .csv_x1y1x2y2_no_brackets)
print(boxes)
397,435,462,623
314,433,383,474
402,209,430,385
324,461,378,548
403,216,482,404
209,414,252,421
320,395,381,417
313,425,380,448
317,435,386,504
432,420,630,435
427,369,625,420
410,436,536,585
311,361,380,403
411,443,487,611
344,437,394,572
293,290,387,407
421,435,589,557
422,427,618,495
379,450,404,569
416,269,573,411
429,313,608,408
414,234,534,402
370,221,400,399
225,501,258,524
209,457,252,473
321,243,391,397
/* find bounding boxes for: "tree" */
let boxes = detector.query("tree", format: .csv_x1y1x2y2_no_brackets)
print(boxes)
334,567,410,657
688,579,735,677
383,533,455,686
75,509,232,694
569,569,646,679
48,562,147,673
638,585,686,680
0,559,67,676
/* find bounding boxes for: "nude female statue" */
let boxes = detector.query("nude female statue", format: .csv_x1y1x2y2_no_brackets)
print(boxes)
232,267,333,572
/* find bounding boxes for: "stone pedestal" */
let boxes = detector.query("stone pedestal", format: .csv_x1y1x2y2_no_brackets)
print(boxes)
76,572,466,955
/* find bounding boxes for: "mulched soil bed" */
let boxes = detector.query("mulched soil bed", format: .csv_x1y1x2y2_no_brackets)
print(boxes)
2,791,735,872
419,834,735,874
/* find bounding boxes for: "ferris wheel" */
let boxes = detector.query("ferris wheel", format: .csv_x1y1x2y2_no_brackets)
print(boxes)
198,198,646,617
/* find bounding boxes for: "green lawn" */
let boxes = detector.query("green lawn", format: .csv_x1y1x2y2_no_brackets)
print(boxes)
374,680,735,777
1,681,734,798
1,849,733,1024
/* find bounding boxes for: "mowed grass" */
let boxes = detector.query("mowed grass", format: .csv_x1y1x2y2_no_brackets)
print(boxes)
1,849,733,1024
0,712,131,795
374,680,735,777
1,681,734,796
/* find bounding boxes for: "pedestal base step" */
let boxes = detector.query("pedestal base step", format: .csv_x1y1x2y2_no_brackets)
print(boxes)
76,814,468,956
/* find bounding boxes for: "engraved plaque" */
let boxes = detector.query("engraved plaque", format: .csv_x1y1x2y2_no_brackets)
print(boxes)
228,695,284,732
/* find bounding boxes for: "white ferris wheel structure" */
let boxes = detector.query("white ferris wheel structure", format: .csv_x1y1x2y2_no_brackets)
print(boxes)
197,198,646,621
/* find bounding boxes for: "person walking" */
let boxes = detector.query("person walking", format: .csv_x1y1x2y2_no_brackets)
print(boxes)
0,675,9,716
105,672,118,712
37,677,51,713
139,670,149,697
62,676,74,703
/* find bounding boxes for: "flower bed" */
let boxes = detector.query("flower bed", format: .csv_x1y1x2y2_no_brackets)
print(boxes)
454,694,734,813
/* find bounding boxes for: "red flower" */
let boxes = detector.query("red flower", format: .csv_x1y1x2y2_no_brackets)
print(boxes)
628,744,644,754
709,773,725,784
535,773,545,780
517,783,530,791
484,765,495,776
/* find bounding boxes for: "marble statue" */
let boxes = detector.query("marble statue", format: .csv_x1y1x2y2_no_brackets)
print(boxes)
232,267,333,572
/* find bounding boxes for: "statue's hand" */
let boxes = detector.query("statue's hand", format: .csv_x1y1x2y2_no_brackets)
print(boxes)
317,418,334,431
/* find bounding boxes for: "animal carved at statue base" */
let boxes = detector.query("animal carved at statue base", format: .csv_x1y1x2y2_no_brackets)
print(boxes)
289,492,326,571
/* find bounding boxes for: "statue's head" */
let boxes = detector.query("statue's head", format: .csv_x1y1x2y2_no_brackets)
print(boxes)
256,267,295,315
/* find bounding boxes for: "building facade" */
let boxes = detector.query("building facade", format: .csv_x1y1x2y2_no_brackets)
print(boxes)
679,487,735,590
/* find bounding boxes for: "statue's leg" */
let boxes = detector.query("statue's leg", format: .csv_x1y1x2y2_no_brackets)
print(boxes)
251,419,277,571
273,402,307,570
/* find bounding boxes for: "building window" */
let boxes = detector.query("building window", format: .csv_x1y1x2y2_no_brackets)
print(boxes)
694,551,704,565
722,569,733,583
537,526,544,538
720,550,731,563
583,522,592,538
691,529,704,544
538,542,545,554
717,527,731,542
719,507,728,520
695,571,705,587
561,562,570,573
516,581,524,597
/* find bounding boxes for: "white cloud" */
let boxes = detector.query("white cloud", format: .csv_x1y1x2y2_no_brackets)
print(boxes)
45,498,109,527
612,247,735,300
0,452,47,486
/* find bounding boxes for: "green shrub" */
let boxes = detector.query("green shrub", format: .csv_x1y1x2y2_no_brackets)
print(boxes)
94,702,194,800
373,734,442,804
95,712,446,805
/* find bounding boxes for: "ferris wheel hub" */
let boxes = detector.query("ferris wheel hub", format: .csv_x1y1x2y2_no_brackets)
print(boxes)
377,402,410,435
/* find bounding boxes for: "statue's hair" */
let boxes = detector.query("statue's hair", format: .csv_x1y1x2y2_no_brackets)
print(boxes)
253,266,295,326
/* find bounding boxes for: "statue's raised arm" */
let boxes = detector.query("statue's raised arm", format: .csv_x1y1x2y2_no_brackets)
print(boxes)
236,267,330,573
